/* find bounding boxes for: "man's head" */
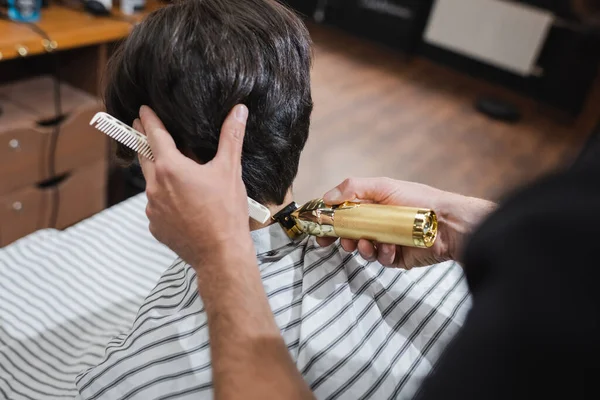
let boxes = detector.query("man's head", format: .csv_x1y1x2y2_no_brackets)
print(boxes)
105,0,313,205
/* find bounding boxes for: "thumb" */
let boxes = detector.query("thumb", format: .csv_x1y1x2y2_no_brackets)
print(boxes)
323,177,397,204
214,104,248,168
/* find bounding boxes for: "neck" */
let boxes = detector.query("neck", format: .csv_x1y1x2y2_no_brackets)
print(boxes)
249,190,294,231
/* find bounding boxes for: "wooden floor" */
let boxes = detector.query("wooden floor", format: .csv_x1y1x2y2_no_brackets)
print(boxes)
293,24,598,203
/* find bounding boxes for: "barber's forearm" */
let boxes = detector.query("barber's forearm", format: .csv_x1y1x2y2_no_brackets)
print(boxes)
437,193,497,263
195,242,315,400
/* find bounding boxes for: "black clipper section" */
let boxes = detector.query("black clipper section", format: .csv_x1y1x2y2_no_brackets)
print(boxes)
272,202,300,229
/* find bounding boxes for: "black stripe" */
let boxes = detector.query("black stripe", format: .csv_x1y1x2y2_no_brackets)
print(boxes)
269,250,353,308
0,256,130,332
109,266,198,347
84,341,213,400
74,219,171,283
387,290,471,399
0,291,109,349
134,272,191,320
12,244,139,320
121,361,213,400
260,254,307,280
270,246,347,318
280,259,376,333
0,266,116,335
0,362,74,398
2,250,133,326
0,306,101,360
77,292,203,391
45,221,163,294
78,311,209,395
0,326,94,375
105,333,128,347
293,264,391,353
287,338,300,350
307,265,454,389
263,242,340,290
0,375,36,400
143,261,188,296
345,273,466,400
31,227,155,294
0,324,99,382
154,383,213,400
301,266,438,376
0,351,73,389
46,230,161,298
256,236,307,261
0,383,8,399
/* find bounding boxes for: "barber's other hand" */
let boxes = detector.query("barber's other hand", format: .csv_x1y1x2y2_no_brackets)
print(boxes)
316,178,496,269
135,105,253,268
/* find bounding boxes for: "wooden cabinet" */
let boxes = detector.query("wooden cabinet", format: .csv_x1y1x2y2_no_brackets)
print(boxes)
55,161,107,230
0,120,49,195
0,77,107,246
0,185,52,246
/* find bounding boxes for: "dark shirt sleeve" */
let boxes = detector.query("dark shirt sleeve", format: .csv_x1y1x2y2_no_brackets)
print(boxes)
415,123,600,400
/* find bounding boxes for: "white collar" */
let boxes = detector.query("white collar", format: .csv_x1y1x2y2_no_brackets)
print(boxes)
250,223,295,255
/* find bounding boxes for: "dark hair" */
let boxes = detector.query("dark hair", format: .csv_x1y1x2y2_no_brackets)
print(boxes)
104,0,313,205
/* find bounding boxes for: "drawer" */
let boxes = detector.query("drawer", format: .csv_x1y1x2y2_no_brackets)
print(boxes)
0,95,105,195
54,104,107,176
0,185,52,247
0,101,50,196
55,160,107,229
0,161,107,247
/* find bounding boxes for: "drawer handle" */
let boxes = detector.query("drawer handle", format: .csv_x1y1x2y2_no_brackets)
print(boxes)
12,201,23,212
9,139,20,151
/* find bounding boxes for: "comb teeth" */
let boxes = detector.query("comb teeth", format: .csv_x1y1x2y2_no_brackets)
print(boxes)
90,112,155,161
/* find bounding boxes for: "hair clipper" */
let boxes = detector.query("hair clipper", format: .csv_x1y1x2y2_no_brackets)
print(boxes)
273,199,438,248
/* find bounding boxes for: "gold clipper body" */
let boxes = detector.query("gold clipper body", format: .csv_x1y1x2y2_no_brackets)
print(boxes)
273,199,438,248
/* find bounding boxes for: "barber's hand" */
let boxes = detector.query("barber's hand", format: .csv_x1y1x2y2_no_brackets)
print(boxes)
316,178,496,269
135,105,254,268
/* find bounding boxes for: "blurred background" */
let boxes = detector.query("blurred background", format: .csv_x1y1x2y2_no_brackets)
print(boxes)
0,0,599,247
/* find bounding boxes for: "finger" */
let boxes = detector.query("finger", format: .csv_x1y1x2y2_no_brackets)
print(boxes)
340,239,358,253
139,105,179,159
323,177,396,205
214,104,248,169
377,243,396,267
316,237,337,248
357,239,377,262
393,246,408,270
133,118,156,183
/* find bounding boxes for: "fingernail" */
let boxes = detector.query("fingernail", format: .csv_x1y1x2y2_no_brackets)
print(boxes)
139,105,147,117
132,118,141,130
381,245,390,254
323,188,342,203
234,105,248,122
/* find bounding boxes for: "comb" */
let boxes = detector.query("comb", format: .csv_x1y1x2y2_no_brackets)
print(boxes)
90,112,272,224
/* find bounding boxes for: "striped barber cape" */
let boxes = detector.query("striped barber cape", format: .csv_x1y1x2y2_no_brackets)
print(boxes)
76,223,472,400
0,194,177,399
